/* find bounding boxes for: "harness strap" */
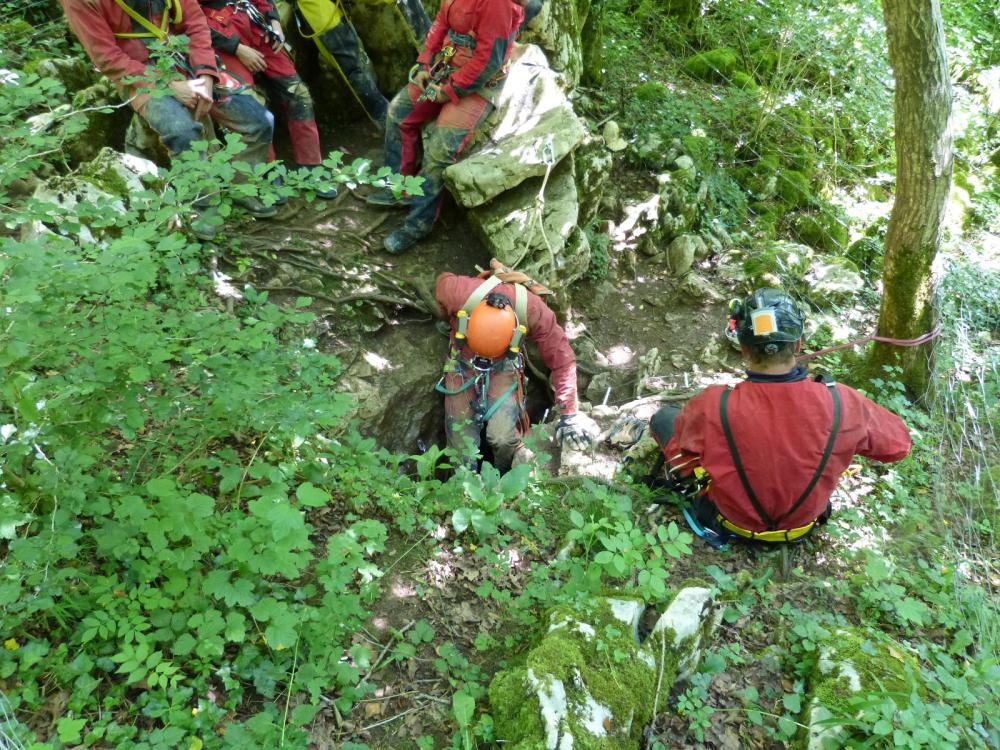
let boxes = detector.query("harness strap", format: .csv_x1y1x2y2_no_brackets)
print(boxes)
719,381,841,531
113,0,179,39
455,276,502,343
509,284,528,353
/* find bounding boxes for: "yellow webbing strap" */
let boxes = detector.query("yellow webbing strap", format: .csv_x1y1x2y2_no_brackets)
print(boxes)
112,0,179,39
508,283,528,354
718,516,815,543
294,0,344,37
454,276,502,341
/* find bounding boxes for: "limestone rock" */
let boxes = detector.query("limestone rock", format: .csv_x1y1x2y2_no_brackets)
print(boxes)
807,257,864,303
489,587,723,750
666,234,705,276
575,137,613,227
26,78,130,165
602,120,628,152
466,157,578,285
519,0,589,88
678,272,724,301
744,241,815,287
34,56,97,93
806,628,921,750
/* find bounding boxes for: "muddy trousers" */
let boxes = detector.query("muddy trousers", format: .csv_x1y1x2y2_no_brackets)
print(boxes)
383,83,493,237
316,20,389,125
444,367,529,471
258,73,324,166
141,91,273,164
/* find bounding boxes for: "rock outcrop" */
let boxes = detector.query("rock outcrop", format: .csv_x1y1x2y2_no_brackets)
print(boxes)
489,587,724,750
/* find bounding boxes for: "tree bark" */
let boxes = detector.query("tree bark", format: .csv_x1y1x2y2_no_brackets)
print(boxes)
871,0,953,395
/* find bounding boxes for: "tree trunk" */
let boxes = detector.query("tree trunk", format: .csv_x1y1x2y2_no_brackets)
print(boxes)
871,0,953,395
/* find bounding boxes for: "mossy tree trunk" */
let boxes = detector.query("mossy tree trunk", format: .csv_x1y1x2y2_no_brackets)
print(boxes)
870,0,953,395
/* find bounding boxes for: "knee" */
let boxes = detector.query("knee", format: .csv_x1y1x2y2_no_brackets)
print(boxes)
286,81,315,120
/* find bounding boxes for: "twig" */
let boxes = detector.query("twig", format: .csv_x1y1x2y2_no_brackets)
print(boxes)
652,629,666,717
357,704,424,732
279,637,300,747
362,621,416,681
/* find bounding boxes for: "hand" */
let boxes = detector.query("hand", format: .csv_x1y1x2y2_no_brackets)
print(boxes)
424,82,449,103
192,75,214,119
269,19,285,51
236,43,267,74
169,77,213,115
556,413,596,452
412,68,431,89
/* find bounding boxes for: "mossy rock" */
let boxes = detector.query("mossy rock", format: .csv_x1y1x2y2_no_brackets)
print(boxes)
744,241,814,287
807,257,864,304
790,210,849,252
806,627,923,750
846,237,884,277
681,48,742,83
680,135,715,173
775,169,814,208
490,587,722,750
730,71,758,91
633,81,669,104
659,0,700,23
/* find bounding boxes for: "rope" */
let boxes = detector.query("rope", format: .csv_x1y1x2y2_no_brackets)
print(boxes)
510,137,556,270
796,325,942,362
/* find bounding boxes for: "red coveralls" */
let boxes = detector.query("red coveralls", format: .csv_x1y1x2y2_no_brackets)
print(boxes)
662,378,912,533
391,0,524,178
436,273,578,469
199,0,324,166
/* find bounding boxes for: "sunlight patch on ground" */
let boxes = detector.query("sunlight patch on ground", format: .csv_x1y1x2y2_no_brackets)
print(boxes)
363,351,393,371
605,344,635,366
391,579,417,599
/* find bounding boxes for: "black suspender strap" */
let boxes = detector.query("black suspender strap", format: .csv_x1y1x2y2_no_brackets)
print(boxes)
719,383,841,531
719,389,776,529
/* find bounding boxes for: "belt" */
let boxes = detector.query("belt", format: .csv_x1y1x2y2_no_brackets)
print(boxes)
718,516,815,542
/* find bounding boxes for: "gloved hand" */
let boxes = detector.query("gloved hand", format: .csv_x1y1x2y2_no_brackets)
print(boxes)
556,413,595,452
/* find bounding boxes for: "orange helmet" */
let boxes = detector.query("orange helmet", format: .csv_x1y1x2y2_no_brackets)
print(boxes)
466,299,518,358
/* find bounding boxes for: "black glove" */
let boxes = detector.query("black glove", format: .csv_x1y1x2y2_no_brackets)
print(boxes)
556,413,594,452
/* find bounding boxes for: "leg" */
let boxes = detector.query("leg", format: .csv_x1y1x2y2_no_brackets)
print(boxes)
398,97,445,175
383,84,420,174
259,73,323,166
649,405,681,448
387,93,493,252
140,95,206,156
210,92,274,166
483,371,529,472
444,372,483,470
317,20,389,125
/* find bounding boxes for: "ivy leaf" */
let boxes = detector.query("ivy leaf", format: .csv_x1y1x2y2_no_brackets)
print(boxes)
782,692,802,713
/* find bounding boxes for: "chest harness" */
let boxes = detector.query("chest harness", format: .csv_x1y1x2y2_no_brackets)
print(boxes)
716,377,841,542
434,276,529,424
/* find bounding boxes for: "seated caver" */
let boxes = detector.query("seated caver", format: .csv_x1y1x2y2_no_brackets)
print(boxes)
648,289,912,547
370,0,538,255
59,0,278,241
198,0,337,198
435,261,595,471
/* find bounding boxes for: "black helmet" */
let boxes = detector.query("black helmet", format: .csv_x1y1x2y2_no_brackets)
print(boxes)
730,288,804,347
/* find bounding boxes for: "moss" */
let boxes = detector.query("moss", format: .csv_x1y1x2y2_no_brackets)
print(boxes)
681,48,741,83
790,210,849,252
730,71,758,91
633,81,669,104
775,169,813,208
78,155,131,198
489,668,546,744
680,135,715,173
846,237,884,277
809,627,922,718
744,241,814,286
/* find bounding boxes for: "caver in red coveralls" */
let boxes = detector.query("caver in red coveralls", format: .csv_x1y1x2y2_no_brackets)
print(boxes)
199,0,324,167
59,0,273,166
380,0,526,249
651,366,912,539
435,273,579,470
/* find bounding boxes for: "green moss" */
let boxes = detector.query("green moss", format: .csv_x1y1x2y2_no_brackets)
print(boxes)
634,81,669,104
810,628,922,718
730,71,758,91
682,48,741,83
78,155,131,198
744,241,814,286
790,210,849,252
489,668,545,744
680,135,715,172
775,169,813,208
846,237,884,277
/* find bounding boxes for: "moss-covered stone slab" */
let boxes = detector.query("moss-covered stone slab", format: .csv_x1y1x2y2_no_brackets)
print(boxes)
681,48,743,83
489,587,723,750
806,627,922,750
743,241,815,287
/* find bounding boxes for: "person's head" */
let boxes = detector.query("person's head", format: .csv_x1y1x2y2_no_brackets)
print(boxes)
730,288,805,369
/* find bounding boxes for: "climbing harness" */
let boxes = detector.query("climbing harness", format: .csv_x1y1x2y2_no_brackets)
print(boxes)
227,0,292,51
417,40,462,102
716,376,841,541
113,0,181,40
435,277,530,425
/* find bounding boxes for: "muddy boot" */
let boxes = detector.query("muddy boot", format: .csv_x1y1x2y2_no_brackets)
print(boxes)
191,204,222,241
295,165,338,200
366,187,413,208
234,195,279,218
383,225,426,255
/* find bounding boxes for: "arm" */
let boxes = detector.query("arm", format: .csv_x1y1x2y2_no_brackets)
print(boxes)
209,27,242,55
854,392,912,463
60,0,149,86
176,0,220,78
441,0,521,102
417,0,452,68
434,272,475,317
526,300,577,415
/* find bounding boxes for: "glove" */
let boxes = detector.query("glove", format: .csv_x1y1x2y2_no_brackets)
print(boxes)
556,413,595,452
